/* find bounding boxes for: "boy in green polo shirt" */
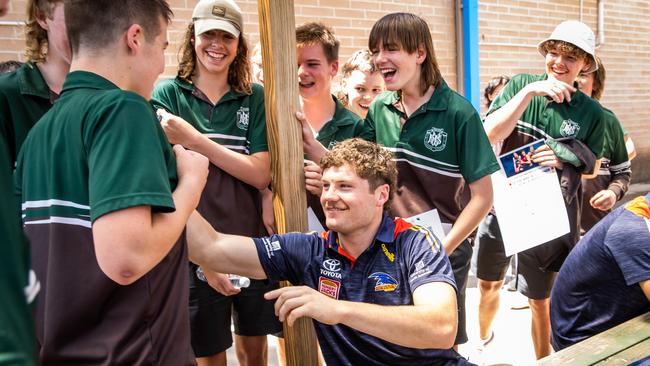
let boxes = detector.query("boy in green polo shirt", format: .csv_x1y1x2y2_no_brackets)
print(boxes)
0,0,70,169
482,20,605,359
15,1,208,364
296,22,362,149
358,12,499,348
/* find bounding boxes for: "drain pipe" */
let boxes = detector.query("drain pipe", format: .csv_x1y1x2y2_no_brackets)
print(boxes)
455,0,480,112
597,0,605,48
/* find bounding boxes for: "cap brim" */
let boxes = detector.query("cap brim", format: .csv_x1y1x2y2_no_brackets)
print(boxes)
194,18,240,38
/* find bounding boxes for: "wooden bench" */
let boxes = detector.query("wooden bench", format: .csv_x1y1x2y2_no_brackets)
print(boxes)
539,312,650,365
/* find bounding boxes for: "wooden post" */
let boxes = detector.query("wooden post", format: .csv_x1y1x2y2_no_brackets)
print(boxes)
257,1,319,365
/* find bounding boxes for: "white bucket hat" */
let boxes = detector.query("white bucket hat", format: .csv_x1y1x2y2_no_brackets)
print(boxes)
192,0,243,38
537,20,598,73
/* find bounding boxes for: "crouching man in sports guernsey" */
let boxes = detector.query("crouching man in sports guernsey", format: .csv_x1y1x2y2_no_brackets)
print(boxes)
187,138,473,366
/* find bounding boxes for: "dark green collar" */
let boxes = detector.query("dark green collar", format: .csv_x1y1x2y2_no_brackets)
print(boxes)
174,76,247,105
382,79,452,114
61,70,120,94
17,62,52,100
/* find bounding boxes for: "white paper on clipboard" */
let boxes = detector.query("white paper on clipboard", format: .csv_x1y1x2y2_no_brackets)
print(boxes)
403,209,448,242
492,139,570,256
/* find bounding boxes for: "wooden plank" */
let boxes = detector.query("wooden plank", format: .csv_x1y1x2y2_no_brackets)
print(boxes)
257,1,319,366
539,312,650,365
595,339,650,365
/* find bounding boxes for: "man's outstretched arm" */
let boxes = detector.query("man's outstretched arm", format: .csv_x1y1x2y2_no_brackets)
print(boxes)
186,210,267,280
266,281,457,349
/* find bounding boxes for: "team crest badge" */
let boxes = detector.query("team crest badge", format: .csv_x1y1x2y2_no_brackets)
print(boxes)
236,107,250,130
368,272,398,292
319,277,341,299
560,119,580,137
424,127,447,152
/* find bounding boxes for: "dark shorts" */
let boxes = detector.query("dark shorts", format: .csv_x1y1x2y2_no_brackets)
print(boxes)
189,277,283,357
476,213,511,281
449,239,473,345
475,213,556,300
516,247,557,300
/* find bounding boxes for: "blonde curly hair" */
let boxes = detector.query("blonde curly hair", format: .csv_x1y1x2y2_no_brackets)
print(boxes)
24,0,60,63
321,138,396,210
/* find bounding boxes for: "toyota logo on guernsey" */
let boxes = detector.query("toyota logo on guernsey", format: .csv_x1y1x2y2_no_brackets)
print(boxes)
320,259,342,279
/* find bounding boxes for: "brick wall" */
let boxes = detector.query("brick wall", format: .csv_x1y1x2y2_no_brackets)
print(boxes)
160,0,458,87
1,0,647,181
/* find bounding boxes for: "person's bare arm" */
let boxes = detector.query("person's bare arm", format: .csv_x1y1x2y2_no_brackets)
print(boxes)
186,211,267,280
443,175,493,254
625,135,637,161
640,279,650,302
93,145,208,285
158,109,271,189
484,79,576,144
266,281,457,349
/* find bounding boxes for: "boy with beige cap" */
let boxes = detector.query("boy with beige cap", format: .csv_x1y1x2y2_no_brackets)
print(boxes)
480,20,606,359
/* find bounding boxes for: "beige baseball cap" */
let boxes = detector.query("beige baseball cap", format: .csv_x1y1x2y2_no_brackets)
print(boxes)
192,0,243,38
538,20,598,73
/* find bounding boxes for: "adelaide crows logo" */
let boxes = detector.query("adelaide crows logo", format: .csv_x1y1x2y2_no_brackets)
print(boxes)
368,272,398,292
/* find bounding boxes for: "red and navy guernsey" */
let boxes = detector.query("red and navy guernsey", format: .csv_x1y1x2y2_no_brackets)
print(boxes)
253,214,472,365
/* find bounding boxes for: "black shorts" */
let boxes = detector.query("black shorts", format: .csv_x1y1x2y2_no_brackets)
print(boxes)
516,247,557,300
476,213,511,281
475,213,556,299
189,277,283,357
449,239,473,345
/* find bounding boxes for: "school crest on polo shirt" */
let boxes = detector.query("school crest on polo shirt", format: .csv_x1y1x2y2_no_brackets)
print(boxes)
424,127,447,152
559,119,580,137
236,107,250,130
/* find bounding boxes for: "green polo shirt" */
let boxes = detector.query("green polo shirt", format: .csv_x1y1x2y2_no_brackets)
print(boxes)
315,96,363,149
15,71,193,365
360,79,499,224
600,107,629,169
0,141,35,366
151,77,268,237
489,73,605,158
152,77,267,155
0,61,56,168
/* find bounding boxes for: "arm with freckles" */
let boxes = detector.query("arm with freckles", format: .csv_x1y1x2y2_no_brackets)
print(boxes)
157,109,271,189
443,175,493,255
265,281,457,349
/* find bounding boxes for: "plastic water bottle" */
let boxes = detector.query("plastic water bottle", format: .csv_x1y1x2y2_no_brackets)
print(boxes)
229,274,251,289
195,267,250,289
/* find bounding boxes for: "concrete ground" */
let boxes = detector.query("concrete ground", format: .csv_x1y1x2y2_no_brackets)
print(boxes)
221,183,650,366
